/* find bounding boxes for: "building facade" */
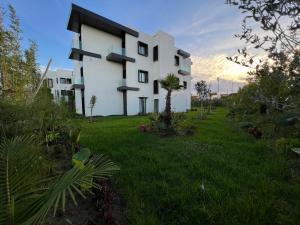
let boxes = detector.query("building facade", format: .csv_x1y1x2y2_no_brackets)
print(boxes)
67,4,192,116
43,69,74,102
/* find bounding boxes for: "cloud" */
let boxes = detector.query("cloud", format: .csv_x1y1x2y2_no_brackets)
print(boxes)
191,54,250,82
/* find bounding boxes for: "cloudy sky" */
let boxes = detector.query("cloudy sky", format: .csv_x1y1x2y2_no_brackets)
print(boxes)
3,0,251,93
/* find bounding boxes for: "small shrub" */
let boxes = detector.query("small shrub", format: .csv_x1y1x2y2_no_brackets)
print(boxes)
148,112,195,136
248,127,263,139
275,138,300,156
239,121,254,129
176,119,197,136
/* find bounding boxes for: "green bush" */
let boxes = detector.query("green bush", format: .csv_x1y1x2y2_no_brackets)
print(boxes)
275,138,300,155
148,112,195,136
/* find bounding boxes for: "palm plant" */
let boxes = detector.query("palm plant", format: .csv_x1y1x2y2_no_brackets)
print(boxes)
89,95,97,122
159,74,182,128
0,136,119,225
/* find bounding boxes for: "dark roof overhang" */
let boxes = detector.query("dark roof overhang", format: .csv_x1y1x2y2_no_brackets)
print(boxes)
177,49,190,58
71,84,85,90
69,48,102,61
117,86,139,91
106,53,135,63
67,4,139,38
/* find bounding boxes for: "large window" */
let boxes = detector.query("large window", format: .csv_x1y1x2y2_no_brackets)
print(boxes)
153,80,159,94
138,70,149,83
138,41,148,56
175,55,179,66
153,45,158,61
66,78,72,84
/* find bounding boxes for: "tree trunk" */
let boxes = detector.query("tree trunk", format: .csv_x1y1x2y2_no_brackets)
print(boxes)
164,90,172,128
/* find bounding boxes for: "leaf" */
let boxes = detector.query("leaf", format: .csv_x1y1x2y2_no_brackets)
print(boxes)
72,148,91,168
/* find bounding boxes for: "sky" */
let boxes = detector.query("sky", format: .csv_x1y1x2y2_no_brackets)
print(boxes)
2,0,251,94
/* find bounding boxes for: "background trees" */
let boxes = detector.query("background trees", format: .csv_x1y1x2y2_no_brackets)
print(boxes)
0,4,40,102
226,0,299,139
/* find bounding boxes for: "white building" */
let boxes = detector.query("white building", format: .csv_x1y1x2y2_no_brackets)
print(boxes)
67,4,192,116
43,69,74,102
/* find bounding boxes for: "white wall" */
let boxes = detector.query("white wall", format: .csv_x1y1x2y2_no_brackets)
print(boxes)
81,25,123,116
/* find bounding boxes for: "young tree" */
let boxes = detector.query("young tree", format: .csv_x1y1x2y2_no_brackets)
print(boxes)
195,80,209,118
89,95,97,121
159,74,182,128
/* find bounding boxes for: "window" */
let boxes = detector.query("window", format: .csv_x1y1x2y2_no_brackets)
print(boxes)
138,70,148,83
183,81,187,89
61,90,67,96
139,97,147,114
60,78,66,84
138,41,148,56
154,99,159,113
175,55,180,66
48,79,53,88
66,78,72,84
153,45,158,61
153,80,159,94
56,78,58,84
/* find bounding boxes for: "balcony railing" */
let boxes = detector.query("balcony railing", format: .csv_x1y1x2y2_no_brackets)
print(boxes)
180,64,191,73
106,46,135,63
107,46,127,56
75,76,84,85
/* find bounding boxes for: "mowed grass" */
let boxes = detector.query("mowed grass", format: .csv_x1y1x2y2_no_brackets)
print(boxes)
75,108,300,225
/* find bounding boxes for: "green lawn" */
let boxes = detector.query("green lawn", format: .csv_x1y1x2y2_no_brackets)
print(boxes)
75,108,300,225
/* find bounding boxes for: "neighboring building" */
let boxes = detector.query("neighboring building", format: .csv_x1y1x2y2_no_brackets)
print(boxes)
43,69,74,102
67,4,192,116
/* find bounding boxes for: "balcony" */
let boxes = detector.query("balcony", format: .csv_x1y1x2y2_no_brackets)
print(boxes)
71,77,85,90
117,79,139,91
106,46,135,63
178,64,191,75
69,39,101,61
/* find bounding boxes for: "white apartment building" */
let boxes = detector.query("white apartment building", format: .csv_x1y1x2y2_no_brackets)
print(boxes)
43,69,74,102
67,4,192,116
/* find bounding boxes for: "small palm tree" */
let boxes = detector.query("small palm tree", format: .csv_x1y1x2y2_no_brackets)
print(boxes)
159,74,182,128
0,136,119,225
90,95,97,121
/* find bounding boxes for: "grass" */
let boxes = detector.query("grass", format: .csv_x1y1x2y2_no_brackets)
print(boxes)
75,108,300,225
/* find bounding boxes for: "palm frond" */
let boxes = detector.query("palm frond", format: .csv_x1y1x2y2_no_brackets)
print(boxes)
0,136,46,225
23,154,119,225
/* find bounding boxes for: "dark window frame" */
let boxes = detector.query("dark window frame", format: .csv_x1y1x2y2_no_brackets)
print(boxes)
183,81,187,89
175,55,180,66
138,70,149,83
48,78,53,88
60,78,66,84
66,78,72,84
153,45,158,61
137,41,148,57
153,80,159,94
